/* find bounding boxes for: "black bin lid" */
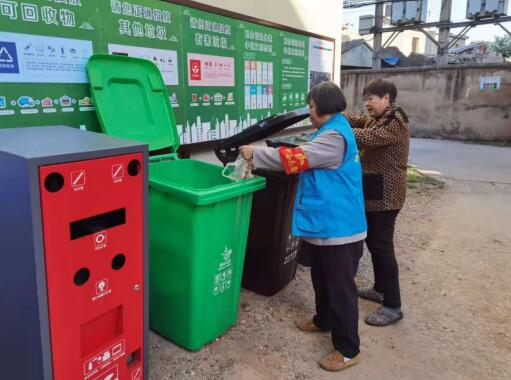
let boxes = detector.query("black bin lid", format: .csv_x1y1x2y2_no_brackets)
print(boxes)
215,107,310,165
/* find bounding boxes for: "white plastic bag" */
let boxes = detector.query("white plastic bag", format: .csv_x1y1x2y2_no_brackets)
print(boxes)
221,156,254,181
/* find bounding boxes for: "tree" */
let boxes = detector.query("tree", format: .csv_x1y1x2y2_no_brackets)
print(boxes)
490,35,511,58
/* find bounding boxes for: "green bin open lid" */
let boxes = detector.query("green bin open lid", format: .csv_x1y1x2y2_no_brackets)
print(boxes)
87,54,179,153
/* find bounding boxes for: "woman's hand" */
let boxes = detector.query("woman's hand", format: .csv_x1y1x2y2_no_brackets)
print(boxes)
239,145,254,161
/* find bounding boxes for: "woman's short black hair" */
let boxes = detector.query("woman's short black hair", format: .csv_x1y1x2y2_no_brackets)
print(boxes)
362,79,398,103
306,81,347,116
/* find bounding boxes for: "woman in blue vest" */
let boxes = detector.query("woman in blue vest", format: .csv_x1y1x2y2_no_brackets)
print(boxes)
240,81,367,372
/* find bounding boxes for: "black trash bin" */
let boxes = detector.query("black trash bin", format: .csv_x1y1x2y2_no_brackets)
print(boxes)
215,109,311,296
242,167,300,295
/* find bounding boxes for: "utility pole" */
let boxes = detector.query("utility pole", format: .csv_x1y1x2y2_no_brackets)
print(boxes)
347,0,510,67
372,2,384,68
437,0,452,65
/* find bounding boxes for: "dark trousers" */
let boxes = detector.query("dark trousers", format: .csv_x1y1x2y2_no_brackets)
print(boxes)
365,210,401,309
307,240,364,358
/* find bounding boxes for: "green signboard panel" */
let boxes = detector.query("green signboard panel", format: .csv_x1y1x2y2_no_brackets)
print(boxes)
179,7,238,144
0,0,100,130
278,31,309,114
0,0,334,144
236,20,280,132
97,0,184,136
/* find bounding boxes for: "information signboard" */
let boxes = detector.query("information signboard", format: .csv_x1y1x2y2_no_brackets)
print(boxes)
0,0,335,144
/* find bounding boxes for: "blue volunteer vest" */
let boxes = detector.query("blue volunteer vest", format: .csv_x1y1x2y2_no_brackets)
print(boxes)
292,113,367,238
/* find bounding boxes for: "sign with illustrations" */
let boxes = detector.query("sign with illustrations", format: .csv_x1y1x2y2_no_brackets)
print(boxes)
0,0,334,144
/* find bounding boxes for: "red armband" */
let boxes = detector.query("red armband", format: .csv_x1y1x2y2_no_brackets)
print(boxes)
278,147,310,175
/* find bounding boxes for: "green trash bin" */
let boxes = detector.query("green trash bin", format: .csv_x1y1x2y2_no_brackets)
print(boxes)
87,55,265,351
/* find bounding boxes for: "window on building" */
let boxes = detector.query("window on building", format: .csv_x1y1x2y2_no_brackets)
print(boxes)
385,4,392,17
412,37,420,54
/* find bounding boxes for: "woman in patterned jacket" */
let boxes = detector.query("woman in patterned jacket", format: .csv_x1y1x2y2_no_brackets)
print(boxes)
344,79,410,327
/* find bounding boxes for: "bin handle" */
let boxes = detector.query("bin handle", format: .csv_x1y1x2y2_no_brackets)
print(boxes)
149,153,178,163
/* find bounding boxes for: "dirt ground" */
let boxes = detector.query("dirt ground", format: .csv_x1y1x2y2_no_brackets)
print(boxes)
149,177,511,379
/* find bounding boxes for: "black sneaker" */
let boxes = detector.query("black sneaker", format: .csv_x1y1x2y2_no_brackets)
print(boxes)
365,307,403,327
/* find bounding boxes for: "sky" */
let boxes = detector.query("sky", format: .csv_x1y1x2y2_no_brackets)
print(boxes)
343,0,509,43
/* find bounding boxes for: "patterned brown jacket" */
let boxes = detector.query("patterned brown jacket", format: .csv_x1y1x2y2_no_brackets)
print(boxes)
344,104,410,212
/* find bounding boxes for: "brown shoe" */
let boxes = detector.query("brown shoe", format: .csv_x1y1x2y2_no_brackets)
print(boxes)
295,318,327,332
319,351,360,371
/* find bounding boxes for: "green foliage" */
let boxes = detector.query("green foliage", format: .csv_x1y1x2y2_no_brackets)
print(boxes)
490,36,511,58
407,166,444,191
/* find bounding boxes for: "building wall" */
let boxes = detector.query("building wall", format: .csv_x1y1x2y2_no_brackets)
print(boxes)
356,16,429,57
424,31,468,58
360,29,430,57
424,31,438,57
383,30,428,56
342,45,373,68
342,24,358,43
364,29,466,58
341,64,511,141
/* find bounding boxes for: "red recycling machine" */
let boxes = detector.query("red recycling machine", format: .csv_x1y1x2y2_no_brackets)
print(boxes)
0,126,148,380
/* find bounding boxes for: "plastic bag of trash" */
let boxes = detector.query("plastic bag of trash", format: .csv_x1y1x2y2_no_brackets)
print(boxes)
221,155,254,181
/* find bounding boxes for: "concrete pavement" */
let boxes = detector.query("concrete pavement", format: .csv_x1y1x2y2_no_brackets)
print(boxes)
409,138,511,184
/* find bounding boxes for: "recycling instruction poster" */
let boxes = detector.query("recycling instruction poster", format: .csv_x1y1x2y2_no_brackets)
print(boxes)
0,0,99,130
179,7,238,144
98,0,185,136
236,20,279,132
0,0,335,144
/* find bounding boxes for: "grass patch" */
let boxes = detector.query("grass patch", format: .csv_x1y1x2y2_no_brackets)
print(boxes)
407,165,444,190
